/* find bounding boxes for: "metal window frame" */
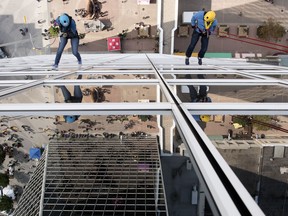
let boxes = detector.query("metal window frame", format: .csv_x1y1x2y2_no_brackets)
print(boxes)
2,53,285,215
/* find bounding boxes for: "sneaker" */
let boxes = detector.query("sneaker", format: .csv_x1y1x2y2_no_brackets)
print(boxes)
51,64,58,70
198,57,202,65
78,61,82,70
185,58,189,65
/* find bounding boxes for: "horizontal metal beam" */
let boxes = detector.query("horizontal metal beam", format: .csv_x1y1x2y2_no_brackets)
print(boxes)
0,72,76,97
184,103,288,115
159,70,288,75
0,79,158,87
168,79,285,86
92,65,153,69
1,79,286,87
0,72,62,76
0,103,172,115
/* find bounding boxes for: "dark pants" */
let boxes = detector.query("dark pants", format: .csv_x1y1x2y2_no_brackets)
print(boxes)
54,36,81,66
60,85,83,103
185,30,209,59
187,74,207,101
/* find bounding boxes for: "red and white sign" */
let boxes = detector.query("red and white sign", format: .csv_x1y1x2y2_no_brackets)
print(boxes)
107,37,121,51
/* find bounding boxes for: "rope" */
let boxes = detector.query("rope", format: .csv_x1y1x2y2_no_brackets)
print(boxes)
224,32,288,50
220,31,288,53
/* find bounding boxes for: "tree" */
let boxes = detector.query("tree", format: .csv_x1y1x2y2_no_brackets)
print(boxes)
233,115,274,131
252,115,272,131
48,26,60,38
138,115,152,122
257,18,286,41
0,195,13,212
0,173,9,188
233,116,249,127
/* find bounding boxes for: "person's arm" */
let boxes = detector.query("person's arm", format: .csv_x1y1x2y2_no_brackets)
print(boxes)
70,19,77,35
210,19,218,33
191,12,199,28
53,17,60,26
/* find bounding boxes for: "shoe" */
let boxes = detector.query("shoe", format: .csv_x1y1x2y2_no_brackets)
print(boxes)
78,60,82,69
185,58,189,65
51,64,58,70
198,57,202,65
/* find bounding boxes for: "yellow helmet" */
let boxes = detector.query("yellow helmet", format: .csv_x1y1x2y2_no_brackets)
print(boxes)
204,11,216,22
204,11,216,29
200,115,211,123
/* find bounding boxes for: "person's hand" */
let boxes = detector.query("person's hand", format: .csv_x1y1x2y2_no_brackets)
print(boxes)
53,20,59,27
192,25,198,29
62,33,67,38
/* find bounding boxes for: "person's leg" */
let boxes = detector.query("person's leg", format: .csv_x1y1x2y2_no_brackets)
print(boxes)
54,37,68,66
71,37,82,64
197,74,208,98
73,85,83,102
73,73,83,101
59,86,72,101
185,31,201,64
198,36,209,59
188,85,198,102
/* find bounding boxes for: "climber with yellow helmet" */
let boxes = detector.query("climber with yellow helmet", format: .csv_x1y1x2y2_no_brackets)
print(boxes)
185,10,218,65
186,74,212,123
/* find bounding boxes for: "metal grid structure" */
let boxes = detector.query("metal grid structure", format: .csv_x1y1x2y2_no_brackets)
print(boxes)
44,138,166,216
1,53,288,215
13,138,166,216
13,150,47,216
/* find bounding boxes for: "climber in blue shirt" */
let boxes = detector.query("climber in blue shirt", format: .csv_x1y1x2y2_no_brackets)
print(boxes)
52,13,82,70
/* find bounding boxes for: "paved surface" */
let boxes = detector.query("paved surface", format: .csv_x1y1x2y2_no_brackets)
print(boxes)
259,146,288,215
161,156,198,216
0,147,38,207
176,0,288,56
48,0,158,53
0,0,50,57
2,0,288,57
218,146,288,216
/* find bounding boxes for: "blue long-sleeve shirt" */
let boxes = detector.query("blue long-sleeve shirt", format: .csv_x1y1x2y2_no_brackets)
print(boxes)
191,11,218,34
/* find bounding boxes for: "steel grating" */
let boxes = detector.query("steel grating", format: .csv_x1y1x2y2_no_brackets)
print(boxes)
13,150,47,216
42,138,167,216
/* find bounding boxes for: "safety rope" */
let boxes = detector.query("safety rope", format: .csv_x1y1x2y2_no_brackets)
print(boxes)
220,31,288,53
